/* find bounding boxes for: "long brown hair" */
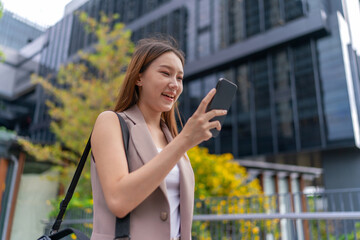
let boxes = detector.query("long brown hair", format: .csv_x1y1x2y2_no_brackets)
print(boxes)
114,37,185,137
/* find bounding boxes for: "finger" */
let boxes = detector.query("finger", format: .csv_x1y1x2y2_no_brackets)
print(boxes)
204,109,227,122
207,120,221,131
204,132,213,141
195,88,216,114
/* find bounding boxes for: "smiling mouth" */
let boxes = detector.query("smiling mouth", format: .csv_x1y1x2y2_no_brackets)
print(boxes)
162,93,175,100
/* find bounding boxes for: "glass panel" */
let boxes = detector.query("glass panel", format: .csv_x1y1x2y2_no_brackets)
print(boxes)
273,50,296,151
170,9,182,44
292,42,321,148
237,64,253,156
317,36,354,144
114,0,125,22
245,0,261,37
252,57,273,154
169,8,187,55
125,0,138,23
143,0,158,14
198,0,210,28
228,0,245,44
203,74,217,94
188,79,202,116
219,125,233,153
147,20,159,35
202,135,216,154
198,32,211,58
0,11,44,50
159,15,168,34
177,91,185,117
219,0,228,49
284,0,303,21
264,0,282,30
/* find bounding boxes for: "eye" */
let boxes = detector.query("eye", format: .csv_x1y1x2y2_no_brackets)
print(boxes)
177,76,183,81
161,71,170,76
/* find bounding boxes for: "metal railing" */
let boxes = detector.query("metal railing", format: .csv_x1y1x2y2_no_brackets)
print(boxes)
42,188,360,239
192,212,360,240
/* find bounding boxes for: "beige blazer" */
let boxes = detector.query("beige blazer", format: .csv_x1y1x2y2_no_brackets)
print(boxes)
90,105,195,240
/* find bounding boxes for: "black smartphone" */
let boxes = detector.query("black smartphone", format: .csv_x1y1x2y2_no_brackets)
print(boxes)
206,78,238,137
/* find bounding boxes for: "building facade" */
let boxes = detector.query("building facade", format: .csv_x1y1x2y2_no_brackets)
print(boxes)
6,0,360,192
0,9,46,137
0,10,45,50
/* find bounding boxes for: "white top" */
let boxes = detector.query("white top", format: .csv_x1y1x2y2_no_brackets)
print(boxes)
157,148,181,238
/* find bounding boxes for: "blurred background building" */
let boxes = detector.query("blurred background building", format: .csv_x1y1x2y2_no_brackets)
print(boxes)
1,0,360,239
0,10,46,136
0,9,48,239
0,10,44,50
1,0,360,194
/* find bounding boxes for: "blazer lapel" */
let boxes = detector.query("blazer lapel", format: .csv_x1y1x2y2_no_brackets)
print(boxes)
162,123,194,238
123,105,168,198
123,105,194,235
179,155,194,238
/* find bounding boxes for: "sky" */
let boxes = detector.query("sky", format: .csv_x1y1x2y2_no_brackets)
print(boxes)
1,0,73,28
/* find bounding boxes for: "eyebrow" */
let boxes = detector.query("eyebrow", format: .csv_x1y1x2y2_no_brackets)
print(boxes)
158,65,184,75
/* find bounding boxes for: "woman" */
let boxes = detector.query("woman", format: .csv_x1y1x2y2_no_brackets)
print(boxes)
90,38,226,240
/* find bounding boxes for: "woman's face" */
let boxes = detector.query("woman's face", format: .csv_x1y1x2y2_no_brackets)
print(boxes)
137,51,184,113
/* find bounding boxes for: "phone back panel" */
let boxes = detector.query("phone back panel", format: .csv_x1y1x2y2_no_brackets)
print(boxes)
206,78,237,137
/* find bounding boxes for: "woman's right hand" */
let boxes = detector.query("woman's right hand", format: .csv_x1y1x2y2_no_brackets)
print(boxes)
179,88,227,150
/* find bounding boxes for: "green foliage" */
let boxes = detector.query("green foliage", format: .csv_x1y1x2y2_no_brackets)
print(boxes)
0,1,2,18
18,12,134,165
189,147,261,200
18,12,134,212
188,147,279,239
308,218,360,240
0,1,4,62
0,126,15,134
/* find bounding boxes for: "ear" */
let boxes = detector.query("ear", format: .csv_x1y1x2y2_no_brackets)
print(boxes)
136,74,143,86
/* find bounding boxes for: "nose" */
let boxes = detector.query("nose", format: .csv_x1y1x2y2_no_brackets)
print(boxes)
169,76,179,90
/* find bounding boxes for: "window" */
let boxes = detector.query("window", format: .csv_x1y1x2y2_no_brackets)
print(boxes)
237,64,253,156
284,0,303,21
228,0,245,44
245,0,260,37
264,0,282,30
252,57,273,154
188,79,202,116
272,50,296,151
317,37,354,144
292,42,321,148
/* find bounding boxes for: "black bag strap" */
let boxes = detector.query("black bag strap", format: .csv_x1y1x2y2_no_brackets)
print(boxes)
39,228,89,240
50,136,92,234
47,112,130,239
114,113,131,240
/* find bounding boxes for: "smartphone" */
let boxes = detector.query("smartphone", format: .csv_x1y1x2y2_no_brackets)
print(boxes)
206,78,238,137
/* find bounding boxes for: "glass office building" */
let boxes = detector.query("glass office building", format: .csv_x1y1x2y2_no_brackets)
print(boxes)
26,0,360,190
0,10,45,50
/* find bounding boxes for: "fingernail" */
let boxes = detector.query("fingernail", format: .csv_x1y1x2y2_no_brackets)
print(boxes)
223,110,227,114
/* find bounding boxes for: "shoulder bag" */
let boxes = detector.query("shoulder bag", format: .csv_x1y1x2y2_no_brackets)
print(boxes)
37,113,131,240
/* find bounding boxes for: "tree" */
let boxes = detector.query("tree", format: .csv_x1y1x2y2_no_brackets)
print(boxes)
18,12,134,206
0,1,4,61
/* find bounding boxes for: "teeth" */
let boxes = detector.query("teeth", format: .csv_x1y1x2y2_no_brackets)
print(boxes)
163,93,174,98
